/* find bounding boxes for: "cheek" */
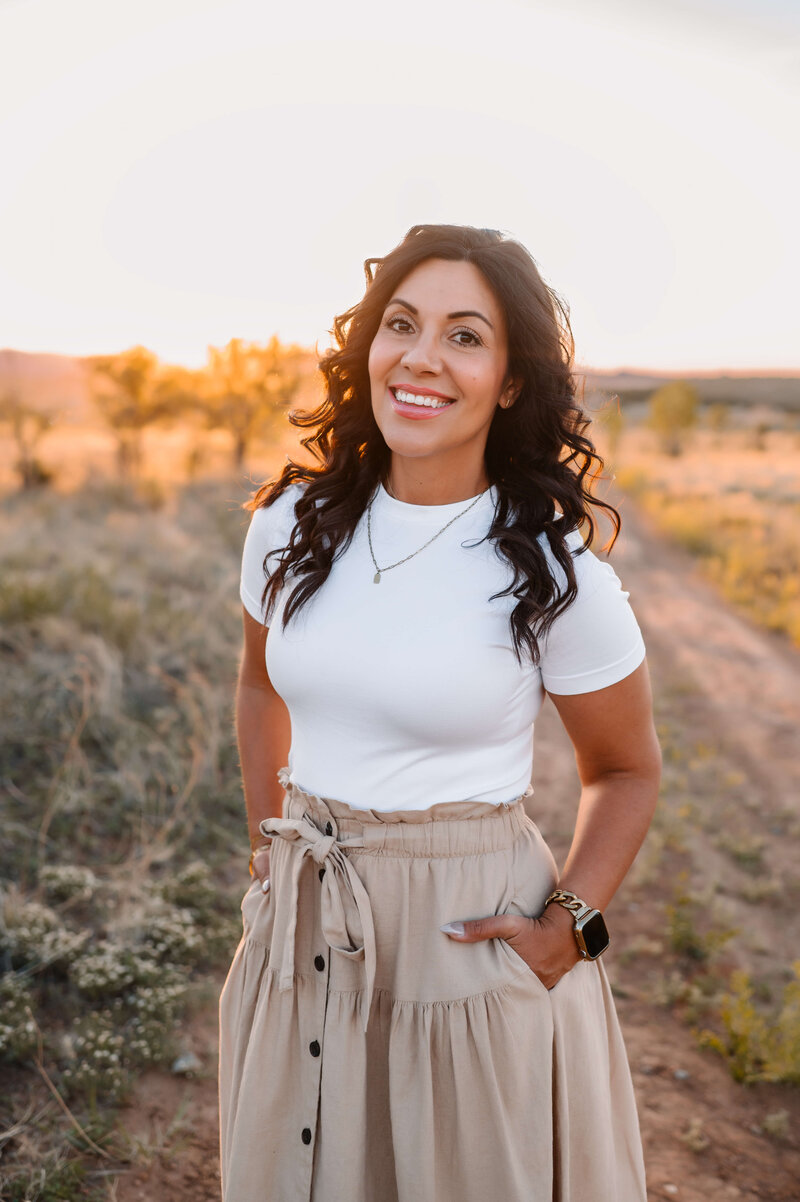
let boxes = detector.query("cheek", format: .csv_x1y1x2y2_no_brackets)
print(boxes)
368,334,392,384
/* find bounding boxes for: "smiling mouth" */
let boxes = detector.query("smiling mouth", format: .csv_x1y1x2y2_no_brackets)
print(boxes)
390,387,455,410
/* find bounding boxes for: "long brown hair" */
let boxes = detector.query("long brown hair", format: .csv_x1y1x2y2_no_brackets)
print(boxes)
247,224,619,664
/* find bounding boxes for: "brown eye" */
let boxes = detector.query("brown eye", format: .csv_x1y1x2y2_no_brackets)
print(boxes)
452,327,482,347
385,315,414,333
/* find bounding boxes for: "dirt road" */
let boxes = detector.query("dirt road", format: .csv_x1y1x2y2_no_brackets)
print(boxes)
114,502,800,1201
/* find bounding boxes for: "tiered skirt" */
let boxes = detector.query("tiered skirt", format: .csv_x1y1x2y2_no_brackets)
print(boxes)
218,770,646,1201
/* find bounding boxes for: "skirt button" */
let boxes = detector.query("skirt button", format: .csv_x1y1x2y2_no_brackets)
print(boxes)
325,821,333,836
309,1040,321,1056
314,955,325,971
301,1127,312,1145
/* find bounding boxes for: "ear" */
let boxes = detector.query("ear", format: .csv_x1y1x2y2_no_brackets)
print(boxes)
500,377,522,409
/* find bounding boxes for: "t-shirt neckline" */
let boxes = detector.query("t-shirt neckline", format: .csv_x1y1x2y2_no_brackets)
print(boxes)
373,481,498,524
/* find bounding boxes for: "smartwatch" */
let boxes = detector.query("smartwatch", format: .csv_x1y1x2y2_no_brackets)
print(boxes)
545,889,610,961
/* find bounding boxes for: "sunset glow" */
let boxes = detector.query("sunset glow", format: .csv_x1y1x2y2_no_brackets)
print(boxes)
0,0,798,371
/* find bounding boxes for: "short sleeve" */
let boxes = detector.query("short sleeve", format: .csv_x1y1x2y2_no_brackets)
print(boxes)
239,485,304,625
538,531,646,695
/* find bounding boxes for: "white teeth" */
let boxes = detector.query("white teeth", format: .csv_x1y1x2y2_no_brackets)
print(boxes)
394,388,452,409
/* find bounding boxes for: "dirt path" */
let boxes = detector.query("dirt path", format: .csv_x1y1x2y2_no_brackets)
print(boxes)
112,502,800,1201
584,502,800,1201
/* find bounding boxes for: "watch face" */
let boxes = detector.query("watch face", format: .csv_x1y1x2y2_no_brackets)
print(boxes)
578,911,610,959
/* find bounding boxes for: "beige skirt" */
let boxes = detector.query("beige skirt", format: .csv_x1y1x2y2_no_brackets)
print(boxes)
218,769,646,1202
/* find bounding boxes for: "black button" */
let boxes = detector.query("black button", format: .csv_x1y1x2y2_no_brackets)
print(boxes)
318,868,325,882
301,1127,312,1145
314,955,325,971
309,1040,320,1057
325,821,333,836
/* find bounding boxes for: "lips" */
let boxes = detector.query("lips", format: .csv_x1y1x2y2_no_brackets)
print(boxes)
389,387,455,421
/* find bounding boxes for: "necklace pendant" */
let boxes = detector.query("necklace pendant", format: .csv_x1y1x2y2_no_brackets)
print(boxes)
373,570,381,584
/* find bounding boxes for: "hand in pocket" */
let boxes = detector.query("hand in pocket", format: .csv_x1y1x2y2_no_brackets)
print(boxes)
251,845,271,893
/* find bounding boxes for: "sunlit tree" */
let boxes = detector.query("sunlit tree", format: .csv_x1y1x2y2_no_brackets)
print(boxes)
597,396,625,458
201,336,303,469
88,345,171,476
647,380,699,456
0,390,54,489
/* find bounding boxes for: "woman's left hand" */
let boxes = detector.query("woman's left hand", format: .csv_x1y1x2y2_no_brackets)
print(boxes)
440,901,580,990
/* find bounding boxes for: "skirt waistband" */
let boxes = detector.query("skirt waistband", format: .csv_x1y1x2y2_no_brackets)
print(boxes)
258,768,535,1033
267,767,533,855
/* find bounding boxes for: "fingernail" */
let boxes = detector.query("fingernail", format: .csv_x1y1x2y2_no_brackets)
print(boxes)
261,878,270,894
440,922,465,935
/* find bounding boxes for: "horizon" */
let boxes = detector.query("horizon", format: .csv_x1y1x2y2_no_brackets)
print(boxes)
2,344,799,382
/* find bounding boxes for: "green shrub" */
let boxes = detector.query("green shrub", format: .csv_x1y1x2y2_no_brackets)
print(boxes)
647,380,700,455
70,945,137,998
0,974,39,1061
39,865,98,904
60,1014,127,1109
698,963,800,1084
666,891,737,963
0,899,87,971
2,1155,93,1202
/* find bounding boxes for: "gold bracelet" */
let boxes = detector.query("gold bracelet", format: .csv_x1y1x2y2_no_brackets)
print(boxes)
248,841,272,877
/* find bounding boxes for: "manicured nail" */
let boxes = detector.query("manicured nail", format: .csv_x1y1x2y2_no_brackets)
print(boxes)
440,922,465,935
261,878,270,894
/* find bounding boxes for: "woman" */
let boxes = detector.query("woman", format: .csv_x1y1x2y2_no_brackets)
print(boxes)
219,224,661,1202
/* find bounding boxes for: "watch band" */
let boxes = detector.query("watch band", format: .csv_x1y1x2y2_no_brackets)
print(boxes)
545,888,593,918
545,888,610,961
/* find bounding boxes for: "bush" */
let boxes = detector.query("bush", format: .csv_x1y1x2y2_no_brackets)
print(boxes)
39,865,98,905
666,891,737,963
0,898,87,971
60,1014,127,1109
647,380,700,455
698,963,800,1084
0,974,39,1061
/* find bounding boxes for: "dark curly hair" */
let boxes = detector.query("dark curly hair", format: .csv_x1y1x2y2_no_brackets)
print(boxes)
246,223,620,665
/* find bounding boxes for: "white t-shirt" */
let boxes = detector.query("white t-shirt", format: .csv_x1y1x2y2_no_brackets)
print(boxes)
239,482,646,812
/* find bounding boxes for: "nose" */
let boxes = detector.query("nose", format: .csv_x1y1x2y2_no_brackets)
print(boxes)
400,329,441,374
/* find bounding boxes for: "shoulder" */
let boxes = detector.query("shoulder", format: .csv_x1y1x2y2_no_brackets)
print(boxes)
246,481,307,544
536,522,646,695
239,482,307,624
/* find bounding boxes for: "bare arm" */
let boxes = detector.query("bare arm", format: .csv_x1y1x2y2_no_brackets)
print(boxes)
236,607,292,865
547,658,662,912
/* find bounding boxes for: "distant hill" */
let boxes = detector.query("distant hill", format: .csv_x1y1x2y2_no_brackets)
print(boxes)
0,350,92,421
580,369,800,413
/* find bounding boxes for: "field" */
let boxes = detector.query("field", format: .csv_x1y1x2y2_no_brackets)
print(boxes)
603,416,800,648
1,403,799,1200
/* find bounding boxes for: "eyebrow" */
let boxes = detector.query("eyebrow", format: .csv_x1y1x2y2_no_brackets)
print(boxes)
387,297,494,331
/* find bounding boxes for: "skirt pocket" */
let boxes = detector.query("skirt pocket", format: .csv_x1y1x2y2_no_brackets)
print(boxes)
240,876,275,950
495,815,561,995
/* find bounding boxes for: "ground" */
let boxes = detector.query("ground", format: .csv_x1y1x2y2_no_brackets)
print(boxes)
110,499,800,1202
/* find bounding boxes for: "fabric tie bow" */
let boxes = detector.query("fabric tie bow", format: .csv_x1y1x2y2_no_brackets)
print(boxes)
260,809,377,1033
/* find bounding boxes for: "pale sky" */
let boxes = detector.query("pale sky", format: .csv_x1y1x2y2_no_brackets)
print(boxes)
0,0,798,371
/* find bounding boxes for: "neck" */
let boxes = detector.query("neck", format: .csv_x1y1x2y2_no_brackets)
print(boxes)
385,461,490,506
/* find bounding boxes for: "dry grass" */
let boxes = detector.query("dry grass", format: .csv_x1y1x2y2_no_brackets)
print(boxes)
2,408,800,1192
601,422,800,647
0,458,290,1198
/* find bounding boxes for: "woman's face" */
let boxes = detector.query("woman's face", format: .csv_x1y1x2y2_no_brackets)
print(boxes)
368,258,516,487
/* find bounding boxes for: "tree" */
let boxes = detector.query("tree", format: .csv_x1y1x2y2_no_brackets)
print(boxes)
647,380,699,456
597,395,625,458
0,390,54,489
88,346,171,476
201,336,303,469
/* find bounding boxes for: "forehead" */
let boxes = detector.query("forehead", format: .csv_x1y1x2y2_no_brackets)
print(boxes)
389,258,503,323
